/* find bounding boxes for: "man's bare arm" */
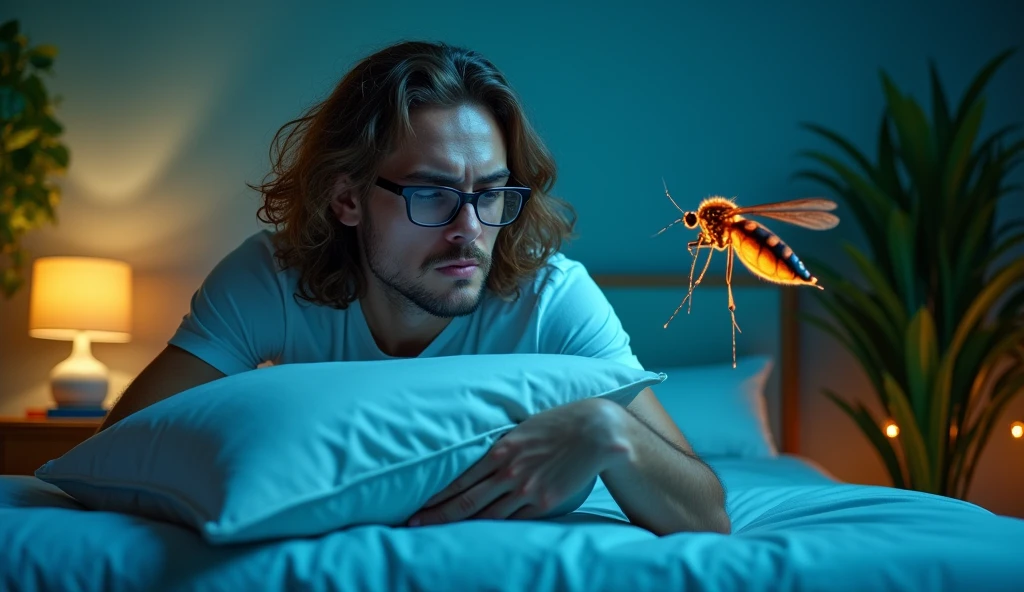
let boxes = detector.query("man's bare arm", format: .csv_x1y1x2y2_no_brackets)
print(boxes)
598,388,731,535
97,345,225,433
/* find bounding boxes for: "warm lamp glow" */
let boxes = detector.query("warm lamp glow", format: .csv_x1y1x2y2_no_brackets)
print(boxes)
1012,421,1024,439
28,256,133,410
29,256,132,342
884,421,900,438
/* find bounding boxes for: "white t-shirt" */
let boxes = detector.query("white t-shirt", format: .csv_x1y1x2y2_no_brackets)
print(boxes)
168,230,643,375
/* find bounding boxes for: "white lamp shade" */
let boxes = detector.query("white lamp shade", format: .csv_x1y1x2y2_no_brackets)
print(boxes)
28,256,133,343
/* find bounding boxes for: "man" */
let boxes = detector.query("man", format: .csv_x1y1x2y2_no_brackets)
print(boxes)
99,40,730,536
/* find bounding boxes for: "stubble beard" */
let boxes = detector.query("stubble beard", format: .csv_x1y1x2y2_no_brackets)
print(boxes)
361,211,491,319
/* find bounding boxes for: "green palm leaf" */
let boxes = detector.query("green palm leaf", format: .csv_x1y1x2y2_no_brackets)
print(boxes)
963,123,1021,193
887,209,918,313
997,286,1024,321
875,113,908,206
804,313,886,406
803,255,903,350
953,326,1024,458
823,388,907,489
956,368,1024,498
952,200,998,309
929,59,953,162
905,307,939,423
795,150,890,218
984,230,1024,268
840,244,907,328
949,327,999,432
789,169,888,263
942,96,986,211
929,257,1024,481
881,72,937,201
814,295,890,377
799,48,1022,500
883,374,932,492
798,122,876,178
936,231,956,348
952,47,1017,129
994,218,1024,242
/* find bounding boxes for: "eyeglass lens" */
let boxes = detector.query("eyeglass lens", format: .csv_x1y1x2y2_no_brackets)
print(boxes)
409,189,523,225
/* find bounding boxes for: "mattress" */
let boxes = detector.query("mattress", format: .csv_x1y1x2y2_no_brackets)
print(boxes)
2,455,1021,592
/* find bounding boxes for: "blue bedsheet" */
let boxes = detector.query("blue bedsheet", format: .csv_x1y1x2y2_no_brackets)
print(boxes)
2,455,1021,591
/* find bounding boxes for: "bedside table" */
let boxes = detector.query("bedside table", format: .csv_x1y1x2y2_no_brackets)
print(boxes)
0,417,103,475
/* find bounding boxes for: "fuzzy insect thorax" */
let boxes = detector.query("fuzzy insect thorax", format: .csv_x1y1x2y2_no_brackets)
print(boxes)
696,196,737,249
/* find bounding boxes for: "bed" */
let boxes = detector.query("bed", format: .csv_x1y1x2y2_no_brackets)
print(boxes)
2,273,1022,592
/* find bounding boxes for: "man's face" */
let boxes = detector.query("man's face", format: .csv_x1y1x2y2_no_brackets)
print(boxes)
341,103,509,318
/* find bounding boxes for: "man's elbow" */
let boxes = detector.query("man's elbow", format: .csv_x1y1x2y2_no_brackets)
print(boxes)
707,484,731,534
685,490,732,535
652,505,731,536
704,507,732,535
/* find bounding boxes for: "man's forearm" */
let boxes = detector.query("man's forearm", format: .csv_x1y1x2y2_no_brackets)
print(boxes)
598,403,731,536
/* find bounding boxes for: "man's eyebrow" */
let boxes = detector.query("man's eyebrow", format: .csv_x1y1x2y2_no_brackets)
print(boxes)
404,168,512,186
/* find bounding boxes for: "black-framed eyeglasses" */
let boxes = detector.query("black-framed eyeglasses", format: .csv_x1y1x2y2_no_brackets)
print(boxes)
374,177,532,227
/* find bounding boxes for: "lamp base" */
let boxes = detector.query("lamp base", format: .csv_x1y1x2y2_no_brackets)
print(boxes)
50,332,109,409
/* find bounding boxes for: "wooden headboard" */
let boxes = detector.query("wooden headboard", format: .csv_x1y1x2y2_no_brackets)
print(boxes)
591,273,800,455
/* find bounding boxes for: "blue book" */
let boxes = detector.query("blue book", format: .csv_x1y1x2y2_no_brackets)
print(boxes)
46,407,108,418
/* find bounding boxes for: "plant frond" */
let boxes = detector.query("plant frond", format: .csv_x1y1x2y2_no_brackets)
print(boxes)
952,47,1017,130
905,308,939,423
875,113,909,208
883,373,933,492
880,71,938,204
929,59,953,165
822,388,907,489
956,369,1024,498
942,96,986,213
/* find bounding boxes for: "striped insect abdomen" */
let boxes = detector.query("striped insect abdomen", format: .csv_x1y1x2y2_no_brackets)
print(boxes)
729,219,818,286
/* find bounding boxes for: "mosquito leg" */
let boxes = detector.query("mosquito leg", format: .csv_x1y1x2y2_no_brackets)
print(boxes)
686,238,704,303
663,271,697,328
679,243,712,315
726,245,741,369
693,245,715,287
664,237,703,329
725,245,741,333
663,292,691,329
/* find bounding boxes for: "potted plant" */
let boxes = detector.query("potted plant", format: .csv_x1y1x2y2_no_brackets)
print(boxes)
1,18,69,299
795,47,1024,500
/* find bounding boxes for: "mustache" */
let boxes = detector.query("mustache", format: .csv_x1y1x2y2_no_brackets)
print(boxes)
423,246,490,269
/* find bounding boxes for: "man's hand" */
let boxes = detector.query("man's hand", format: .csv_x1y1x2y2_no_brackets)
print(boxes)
406,397,631,526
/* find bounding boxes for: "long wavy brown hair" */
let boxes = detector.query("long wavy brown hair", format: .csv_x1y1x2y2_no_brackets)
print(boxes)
251,40,577,309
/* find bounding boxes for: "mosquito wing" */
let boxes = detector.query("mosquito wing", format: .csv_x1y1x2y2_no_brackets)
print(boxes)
741,210,840,230
731,198,837,214
729,198,838,230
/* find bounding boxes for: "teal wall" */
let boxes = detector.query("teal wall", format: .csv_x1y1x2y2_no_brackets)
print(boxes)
3,0,1023,515
10,0,1022,268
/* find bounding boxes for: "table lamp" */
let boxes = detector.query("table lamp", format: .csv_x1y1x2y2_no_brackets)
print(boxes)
28,256,132,411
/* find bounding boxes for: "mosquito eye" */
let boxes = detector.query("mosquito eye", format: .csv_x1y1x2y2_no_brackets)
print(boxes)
684,212,698,228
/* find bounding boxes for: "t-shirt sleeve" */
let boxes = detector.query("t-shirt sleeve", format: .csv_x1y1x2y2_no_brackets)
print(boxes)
167,233,287,376
535,259,645,371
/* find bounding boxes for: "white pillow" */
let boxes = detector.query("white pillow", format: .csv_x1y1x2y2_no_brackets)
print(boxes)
651,356,777,458
35,354,664,545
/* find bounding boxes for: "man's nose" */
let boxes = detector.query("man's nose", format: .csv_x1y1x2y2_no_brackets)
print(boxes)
445,203,483,242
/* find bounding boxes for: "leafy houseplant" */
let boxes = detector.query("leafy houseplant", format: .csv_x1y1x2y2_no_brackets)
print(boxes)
795,48,1024,500
0,19,69,299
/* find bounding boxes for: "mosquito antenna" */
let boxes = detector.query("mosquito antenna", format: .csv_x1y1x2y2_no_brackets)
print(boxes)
662,178,685,214
651,218,683,238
